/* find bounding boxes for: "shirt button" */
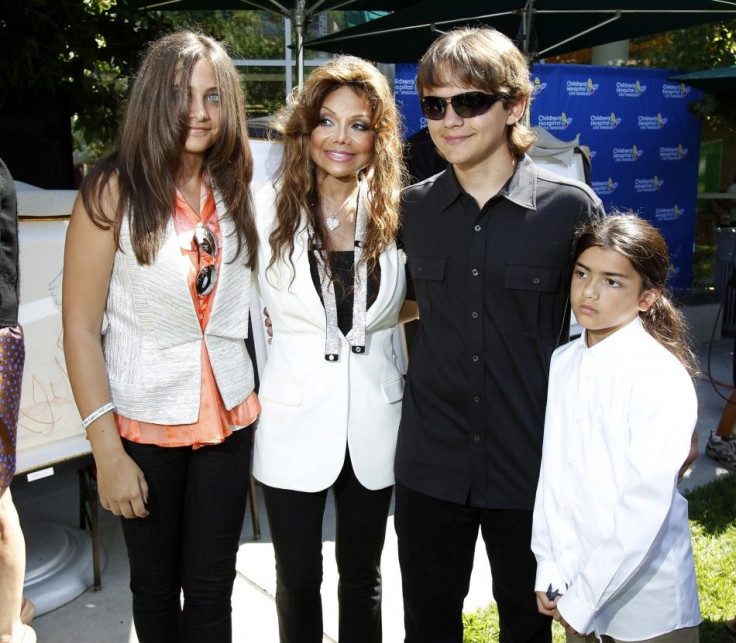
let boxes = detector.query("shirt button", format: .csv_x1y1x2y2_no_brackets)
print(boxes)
473,435,481,441
472,354,479,362
418,265,424,272
472,268,479,276
474,225,481,232
533,277,540,284
471,311,478,319
473,396,480,403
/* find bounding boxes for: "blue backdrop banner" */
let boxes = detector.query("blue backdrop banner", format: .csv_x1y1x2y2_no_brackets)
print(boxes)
531,64,702,289
394,63,703,289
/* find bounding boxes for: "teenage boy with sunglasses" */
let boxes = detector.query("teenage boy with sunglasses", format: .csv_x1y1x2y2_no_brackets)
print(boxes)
395,27,604,642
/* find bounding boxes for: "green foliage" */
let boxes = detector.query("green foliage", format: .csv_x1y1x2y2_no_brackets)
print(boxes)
463,604,500,642
462,474,736,643
165,10,287,117
687,473,736,638
632,22,736,72
0,0,170,154
164,10,283,59
628,22,736,131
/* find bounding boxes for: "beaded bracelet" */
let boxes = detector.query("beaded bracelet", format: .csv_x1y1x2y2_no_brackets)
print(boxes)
81,402,115,429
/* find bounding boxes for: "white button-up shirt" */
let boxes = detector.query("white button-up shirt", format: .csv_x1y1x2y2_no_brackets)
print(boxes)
532,316,701,638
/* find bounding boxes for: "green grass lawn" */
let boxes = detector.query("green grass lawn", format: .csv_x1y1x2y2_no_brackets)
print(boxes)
462,473,736,643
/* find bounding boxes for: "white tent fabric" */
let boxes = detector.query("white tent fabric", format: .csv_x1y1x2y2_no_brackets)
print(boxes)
528,126,588,184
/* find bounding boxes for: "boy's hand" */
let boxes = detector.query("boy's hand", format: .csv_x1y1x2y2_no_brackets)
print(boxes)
535,590,557,617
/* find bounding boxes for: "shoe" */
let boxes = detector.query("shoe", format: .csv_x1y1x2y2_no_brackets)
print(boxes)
7,623,36,643
19,598,34,626
705,432,736,472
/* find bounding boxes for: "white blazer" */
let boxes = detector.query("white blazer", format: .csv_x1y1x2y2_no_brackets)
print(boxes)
252,181,406,492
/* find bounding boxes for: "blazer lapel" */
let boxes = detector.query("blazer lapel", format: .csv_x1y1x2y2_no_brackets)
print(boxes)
292,218,329,328
263,213,327,330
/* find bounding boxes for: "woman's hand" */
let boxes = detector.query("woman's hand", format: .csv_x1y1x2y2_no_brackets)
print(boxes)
95,448,149,519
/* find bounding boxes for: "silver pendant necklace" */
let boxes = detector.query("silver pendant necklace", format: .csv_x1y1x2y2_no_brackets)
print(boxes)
322,188,357,231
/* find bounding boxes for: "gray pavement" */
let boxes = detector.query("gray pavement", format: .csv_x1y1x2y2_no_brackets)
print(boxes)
13,339,735,643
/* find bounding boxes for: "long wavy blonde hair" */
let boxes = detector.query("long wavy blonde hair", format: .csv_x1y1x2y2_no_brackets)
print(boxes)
268,55,406,278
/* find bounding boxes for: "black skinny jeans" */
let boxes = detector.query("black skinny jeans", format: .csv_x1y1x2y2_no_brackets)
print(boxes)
262,451,393,643
120,427,251,643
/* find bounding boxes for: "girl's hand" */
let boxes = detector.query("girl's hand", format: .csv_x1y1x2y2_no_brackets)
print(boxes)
263,306,272,344
95,451,149,519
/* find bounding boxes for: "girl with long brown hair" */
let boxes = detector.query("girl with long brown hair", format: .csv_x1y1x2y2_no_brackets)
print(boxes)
62,31,259,642
252,55,410,642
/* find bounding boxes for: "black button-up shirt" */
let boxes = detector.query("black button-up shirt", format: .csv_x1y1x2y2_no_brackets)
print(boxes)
396,155,604,510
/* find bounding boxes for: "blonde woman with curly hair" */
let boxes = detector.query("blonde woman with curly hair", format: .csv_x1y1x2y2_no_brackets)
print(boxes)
252,56,411,642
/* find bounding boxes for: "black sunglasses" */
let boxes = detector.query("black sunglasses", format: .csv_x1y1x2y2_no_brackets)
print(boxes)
420,91,507,121
194,222,218,297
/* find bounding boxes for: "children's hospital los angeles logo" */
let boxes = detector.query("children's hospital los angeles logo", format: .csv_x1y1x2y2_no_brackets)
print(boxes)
532,77,547,95
662,83,691,99
590,113,622,130
638,113,668,130
536,112,573,131
566,78,599,96
635,175,665,193
655,204,684,222
660,144,688,161
591,178,619,195
616,80,647,97
613,145,643,162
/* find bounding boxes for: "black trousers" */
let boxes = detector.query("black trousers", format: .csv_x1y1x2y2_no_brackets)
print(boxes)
262,451,393,643
395,482,552,643
120,427,252,643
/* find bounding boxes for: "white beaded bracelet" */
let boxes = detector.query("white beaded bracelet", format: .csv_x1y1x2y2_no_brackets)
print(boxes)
81,402,115,429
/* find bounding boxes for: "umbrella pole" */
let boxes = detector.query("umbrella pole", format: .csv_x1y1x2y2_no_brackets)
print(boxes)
519,0,534,55
294,0,306,88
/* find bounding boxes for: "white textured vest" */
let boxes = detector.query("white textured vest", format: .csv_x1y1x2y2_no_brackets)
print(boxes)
103,192,255,424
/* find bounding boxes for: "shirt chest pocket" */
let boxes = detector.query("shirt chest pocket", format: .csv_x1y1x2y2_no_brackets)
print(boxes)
503,264,561,333
408,255,448,327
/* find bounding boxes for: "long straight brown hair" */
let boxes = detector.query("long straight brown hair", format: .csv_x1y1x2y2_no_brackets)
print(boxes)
80,30,257,268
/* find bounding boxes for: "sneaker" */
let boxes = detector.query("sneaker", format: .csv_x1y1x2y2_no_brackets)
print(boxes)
705,432,736,472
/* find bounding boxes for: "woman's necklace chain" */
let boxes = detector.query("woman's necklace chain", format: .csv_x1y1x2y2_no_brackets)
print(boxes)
321,188,357,231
